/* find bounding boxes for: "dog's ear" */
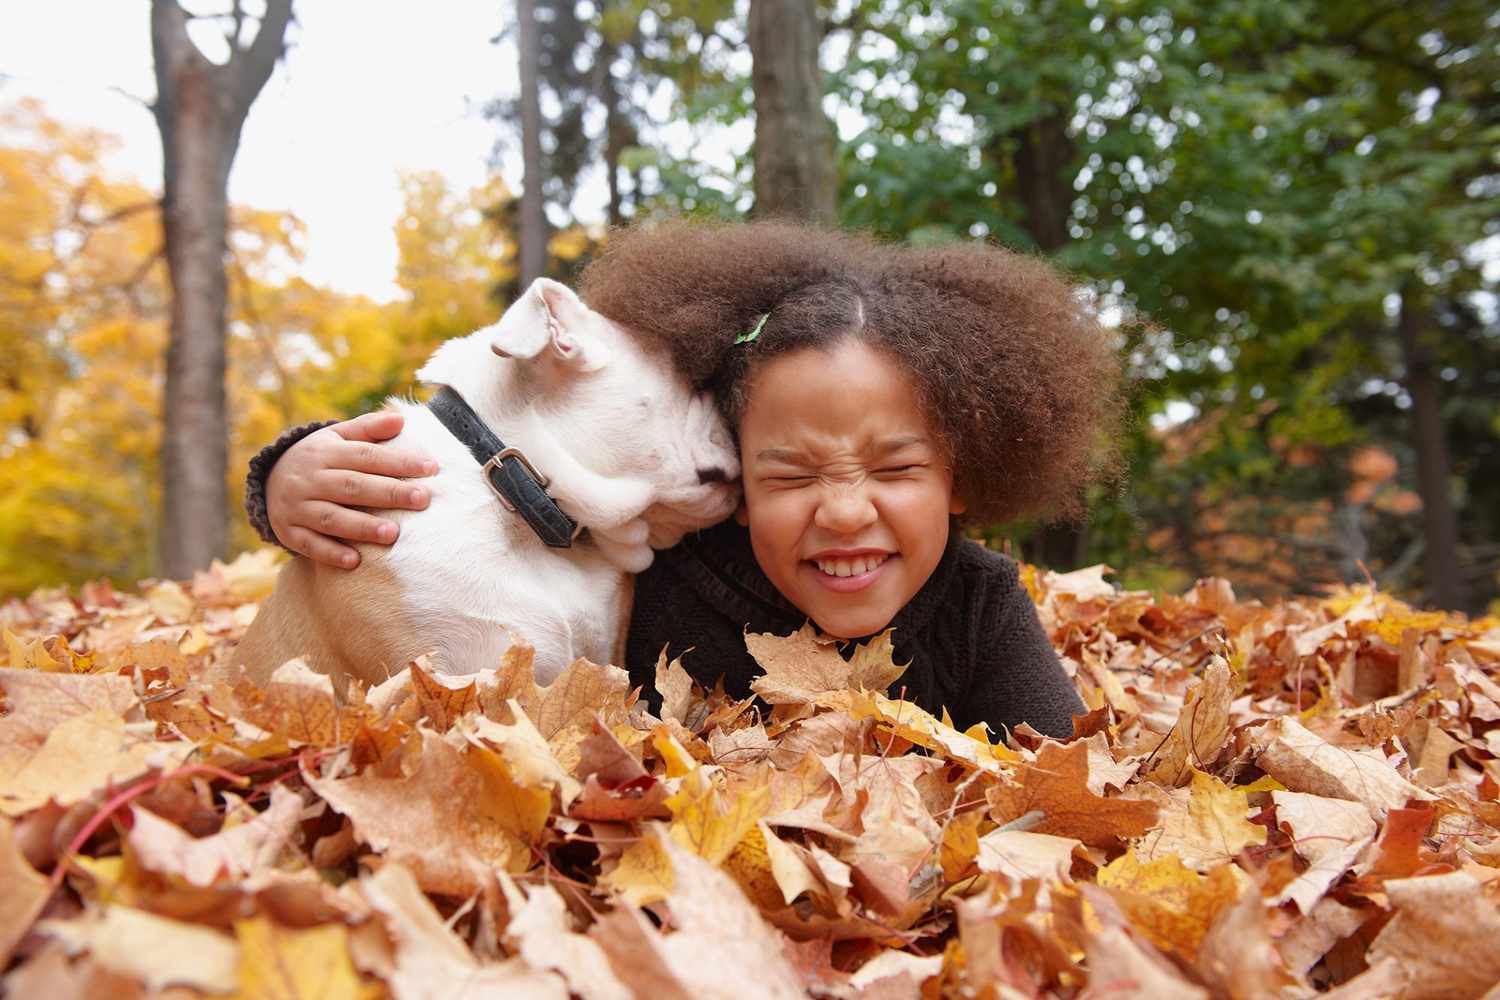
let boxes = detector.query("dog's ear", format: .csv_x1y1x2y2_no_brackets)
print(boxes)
490,278,594,367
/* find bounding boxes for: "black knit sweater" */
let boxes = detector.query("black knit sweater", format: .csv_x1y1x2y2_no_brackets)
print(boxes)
245,423,1085,739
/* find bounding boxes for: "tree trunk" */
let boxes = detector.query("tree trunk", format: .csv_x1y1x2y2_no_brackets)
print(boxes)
517,0,548,285
1013,112,1075,253
747,0,836,224
151,0,292,579
1397,288,1465,610
1003,109,1081,567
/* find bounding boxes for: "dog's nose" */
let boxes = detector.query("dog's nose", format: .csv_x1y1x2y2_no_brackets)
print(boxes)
696,466,730,485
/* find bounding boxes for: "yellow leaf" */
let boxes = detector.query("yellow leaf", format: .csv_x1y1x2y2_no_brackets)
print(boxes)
145,579,195,625
601,828,676,906
233,917,380,1000
0,710,192,816
667,766,771,865
1134,770,1266,871
3,630,61,671
1096,849,1242,961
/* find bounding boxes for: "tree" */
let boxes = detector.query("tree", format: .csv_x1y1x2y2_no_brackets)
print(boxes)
515,0,548,286
747,0,837,222
150,0,294,578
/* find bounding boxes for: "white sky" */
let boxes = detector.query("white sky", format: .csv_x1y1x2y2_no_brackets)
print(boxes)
0,2,546,301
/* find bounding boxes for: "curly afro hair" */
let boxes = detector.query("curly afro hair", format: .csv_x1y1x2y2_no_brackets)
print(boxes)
578,217,1124,525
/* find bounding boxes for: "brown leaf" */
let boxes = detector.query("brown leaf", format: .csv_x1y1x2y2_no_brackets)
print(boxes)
975,828,1083,883
1365,872,1500,1000
0,710,192,816
1251,715,1431,820
38,905,238,994
306,731,547,895
654,649,696,726
411,659,479,730
358,862,567,998
593,834,806,1000
1270,791,1377,911
533,658,633,739
747,624,905,704
1140,657,1234,787
987,741,1159,848
0,668,138,757
127,783,303,887
1132,770,1266,872
500,879,632,1000
0,815,49,966
1194,890,1301,999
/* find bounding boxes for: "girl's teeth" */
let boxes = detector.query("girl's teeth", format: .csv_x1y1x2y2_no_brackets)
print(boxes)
814,554,888,577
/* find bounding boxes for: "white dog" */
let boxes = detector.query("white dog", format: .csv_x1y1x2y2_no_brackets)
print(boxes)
233,278,740,691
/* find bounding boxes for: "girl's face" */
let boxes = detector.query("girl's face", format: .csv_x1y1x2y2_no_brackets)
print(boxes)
735,340,965,639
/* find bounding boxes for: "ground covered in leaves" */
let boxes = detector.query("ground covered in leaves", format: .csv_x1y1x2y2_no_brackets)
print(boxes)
3,551,1500,998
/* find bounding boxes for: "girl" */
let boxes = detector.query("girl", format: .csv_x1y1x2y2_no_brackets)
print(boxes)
243,220,1122,739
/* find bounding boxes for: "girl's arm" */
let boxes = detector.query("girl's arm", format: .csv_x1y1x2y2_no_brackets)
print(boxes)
971,567,1086,741
245,411,438,569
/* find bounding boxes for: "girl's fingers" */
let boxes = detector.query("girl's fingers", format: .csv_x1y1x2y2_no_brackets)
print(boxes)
280,525,361,570
335,437,438,479
312,469,431,511
301,502,402,545
333,410,405,443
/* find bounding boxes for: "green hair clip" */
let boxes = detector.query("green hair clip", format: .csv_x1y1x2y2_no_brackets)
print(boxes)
734,313,769,345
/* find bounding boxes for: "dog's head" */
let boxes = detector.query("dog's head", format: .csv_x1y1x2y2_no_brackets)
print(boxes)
418,278,740,571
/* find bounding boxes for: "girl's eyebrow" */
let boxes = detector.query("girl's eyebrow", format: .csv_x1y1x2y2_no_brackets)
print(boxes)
755,436,931,465
874,435,931,454
755,447,813,465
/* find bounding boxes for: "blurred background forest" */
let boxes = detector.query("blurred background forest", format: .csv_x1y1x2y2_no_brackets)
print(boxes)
1,0,1497,615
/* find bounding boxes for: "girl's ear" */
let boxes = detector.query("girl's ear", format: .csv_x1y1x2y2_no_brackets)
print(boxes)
949,494,967,516
734,500,750,526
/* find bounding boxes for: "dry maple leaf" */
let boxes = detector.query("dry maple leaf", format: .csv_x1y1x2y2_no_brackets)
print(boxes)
234,916,381,1000
1138,656,1234,787
1132,769,1266,872
1364,871,1500,999
500,878,633,1000
747,624,906,704
38,905,239,994
1251,715,1431,819
987,741,1159,849
127,783,303,887
357,862,567,998
0,815,49,965
305,730,547,895
1095,848,1242,961
593,833,806,1000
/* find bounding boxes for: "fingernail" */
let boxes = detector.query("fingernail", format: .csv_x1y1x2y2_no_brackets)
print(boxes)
379,523,397,542
341,552,357,568
409,488,427,505
422,461,439,476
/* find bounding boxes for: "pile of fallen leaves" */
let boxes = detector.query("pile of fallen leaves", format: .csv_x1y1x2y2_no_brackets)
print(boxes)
3,551,1500,998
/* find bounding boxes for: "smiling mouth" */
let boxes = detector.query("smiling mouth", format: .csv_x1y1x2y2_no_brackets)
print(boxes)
812,553,890,578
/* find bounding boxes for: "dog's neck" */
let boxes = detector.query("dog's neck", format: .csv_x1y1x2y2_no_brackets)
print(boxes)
418,336,656,570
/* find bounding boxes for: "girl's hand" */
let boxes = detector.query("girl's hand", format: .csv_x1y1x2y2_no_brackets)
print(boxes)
267,411,439,569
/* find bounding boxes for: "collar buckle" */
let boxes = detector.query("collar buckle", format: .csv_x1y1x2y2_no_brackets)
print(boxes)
483,447,549,511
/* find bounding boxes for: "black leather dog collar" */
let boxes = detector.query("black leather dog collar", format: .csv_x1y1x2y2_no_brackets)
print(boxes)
427,386,581,548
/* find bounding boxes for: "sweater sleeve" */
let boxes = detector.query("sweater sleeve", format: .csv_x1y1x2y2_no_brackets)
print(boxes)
243,420,340,546
968,563,1086,741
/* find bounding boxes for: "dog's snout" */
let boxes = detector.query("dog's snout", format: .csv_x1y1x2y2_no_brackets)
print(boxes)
696,466,730,485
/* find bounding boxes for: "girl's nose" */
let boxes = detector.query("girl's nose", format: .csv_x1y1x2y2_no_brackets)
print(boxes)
813,482,878,535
